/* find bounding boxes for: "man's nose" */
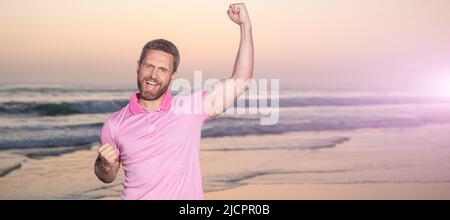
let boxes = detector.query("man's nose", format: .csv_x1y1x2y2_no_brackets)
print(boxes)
149,68,157,78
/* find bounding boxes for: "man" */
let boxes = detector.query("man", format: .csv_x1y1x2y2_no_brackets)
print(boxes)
94,3,253,200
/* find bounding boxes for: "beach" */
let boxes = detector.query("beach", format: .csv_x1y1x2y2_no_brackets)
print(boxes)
1,124,450,199
2,0,450,201
205,183,450,200
1,84,450,199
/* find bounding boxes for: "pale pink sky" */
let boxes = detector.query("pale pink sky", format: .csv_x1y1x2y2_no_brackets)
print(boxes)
1,0,450,89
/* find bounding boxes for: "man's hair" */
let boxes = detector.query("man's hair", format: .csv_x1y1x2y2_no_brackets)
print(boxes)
139,39,180,72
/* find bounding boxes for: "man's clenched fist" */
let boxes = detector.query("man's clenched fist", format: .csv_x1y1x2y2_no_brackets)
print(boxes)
227,3,251,26
97,143,119,172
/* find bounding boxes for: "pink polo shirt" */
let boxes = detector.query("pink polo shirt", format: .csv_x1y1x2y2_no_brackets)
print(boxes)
100,90,211,200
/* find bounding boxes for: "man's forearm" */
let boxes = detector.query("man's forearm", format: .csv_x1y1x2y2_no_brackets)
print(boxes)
94,156,119,183
232,24,254,81
204,3,254,117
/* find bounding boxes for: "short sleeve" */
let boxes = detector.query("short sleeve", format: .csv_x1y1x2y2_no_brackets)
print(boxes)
100,118,120,155
196,90,216,122
174,90,215,122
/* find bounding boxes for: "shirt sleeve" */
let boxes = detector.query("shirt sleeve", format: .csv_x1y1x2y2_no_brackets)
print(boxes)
199,90,217,122
173,90,217,122
100,118,120,155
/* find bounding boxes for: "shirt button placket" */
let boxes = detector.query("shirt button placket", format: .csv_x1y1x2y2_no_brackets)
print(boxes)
147,113,156,134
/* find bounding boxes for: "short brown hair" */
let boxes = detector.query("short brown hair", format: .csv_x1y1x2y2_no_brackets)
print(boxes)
139,39,180,72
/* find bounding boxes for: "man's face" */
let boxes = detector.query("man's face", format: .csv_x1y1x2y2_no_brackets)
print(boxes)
137,50,176,101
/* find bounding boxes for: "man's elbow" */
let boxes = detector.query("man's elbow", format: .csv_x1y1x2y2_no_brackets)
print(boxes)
242,78,253,93
94,164,117,183
232,77,253,92
100,177,115,184
95,171,116,183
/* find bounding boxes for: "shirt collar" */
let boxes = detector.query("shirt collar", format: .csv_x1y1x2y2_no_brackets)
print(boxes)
129,90,173,115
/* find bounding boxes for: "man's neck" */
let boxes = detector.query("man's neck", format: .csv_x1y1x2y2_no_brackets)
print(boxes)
138,93,166,112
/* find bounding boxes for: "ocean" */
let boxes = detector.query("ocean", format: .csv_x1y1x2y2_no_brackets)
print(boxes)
1,84,450,153
1,83,450,199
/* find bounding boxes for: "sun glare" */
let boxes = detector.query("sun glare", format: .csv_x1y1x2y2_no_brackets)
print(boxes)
433,74,450,97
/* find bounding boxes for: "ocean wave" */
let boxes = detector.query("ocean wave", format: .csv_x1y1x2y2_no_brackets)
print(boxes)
0,100,127,116
0,123,102,149
203,168,355,193
2,105,450,151
1,122,104,132
274,96,450,107
202,114,450,138
1,95,449,116
0,163,22,177
202,136,350,152
0,135,100,150
0,84,133,93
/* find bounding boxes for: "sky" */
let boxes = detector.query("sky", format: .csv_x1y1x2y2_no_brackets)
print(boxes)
1,0,450,90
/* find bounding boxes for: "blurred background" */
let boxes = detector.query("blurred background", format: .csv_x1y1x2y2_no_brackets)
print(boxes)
1,0,450,199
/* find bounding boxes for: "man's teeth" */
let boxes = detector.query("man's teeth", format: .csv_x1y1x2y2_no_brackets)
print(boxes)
145,80,158,85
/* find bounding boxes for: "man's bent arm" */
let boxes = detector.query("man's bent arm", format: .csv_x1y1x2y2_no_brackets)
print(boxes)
204,3,254,117
94,143,121,183
94,156,120,183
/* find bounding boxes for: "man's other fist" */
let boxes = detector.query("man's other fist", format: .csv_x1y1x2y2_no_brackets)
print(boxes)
97,143,119,171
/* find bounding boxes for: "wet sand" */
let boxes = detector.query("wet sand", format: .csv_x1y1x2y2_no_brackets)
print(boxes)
1,124,450,200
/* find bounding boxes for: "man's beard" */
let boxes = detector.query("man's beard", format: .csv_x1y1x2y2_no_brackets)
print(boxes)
137,77,170,101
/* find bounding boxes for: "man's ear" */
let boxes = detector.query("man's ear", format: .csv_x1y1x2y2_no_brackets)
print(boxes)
136,61,140,75
171,71,177,81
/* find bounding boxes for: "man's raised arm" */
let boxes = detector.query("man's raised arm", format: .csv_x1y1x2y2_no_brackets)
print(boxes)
204,3,254,117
